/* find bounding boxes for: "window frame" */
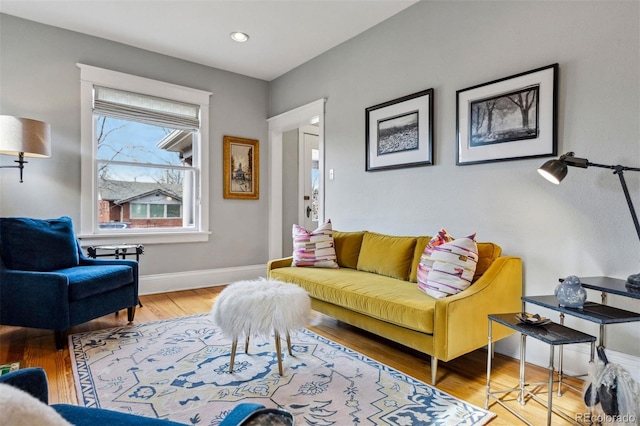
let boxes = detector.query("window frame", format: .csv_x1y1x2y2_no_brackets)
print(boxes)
78,64,211,245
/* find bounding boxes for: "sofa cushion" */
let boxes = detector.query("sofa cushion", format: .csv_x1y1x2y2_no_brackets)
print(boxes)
292,219,338,268
419,234,479,299
0,216,79,272
56,265,134,301
356,232,416,281
416,229,454,288
475,242,502,281
333,231,365,269
409,236,432,283
270,267,436,334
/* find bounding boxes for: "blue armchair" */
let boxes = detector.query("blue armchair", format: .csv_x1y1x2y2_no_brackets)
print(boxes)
0,216,139,349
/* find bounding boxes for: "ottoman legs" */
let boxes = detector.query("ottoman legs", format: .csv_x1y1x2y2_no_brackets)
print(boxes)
229,339,238,373
274,331,283,375
227,330,293,375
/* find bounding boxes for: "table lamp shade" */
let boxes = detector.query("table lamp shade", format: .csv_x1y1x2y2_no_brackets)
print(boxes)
0,116,51,158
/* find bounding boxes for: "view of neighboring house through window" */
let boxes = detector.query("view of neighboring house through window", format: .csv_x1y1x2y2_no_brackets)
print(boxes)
94,86,198,230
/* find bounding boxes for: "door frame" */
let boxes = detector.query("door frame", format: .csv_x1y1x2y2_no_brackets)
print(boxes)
267,98,326,259
298,125,319,229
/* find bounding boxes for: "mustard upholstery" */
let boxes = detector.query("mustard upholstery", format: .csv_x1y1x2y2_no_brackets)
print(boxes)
356,232,417,280
410,236,432,283
333,231,365,269
268,231,522,385
269,266,435,333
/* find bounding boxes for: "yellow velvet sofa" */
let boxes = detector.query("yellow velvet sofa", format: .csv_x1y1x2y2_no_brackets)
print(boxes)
267,231,522,385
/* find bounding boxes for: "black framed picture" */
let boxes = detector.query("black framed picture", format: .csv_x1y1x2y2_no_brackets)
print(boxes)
366,89,434,171
456,64,558,165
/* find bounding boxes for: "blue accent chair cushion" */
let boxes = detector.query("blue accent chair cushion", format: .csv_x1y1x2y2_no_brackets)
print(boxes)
60,265,134,300
0,216,79,271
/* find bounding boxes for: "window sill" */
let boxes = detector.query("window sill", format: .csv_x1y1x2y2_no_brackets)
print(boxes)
77,230,210,246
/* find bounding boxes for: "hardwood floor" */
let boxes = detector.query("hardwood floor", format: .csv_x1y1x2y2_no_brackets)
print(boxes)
0,286,589,425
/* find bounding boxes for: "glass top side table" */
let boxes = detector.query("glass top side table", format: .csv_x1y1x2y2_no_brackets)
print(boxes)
486,313,595,426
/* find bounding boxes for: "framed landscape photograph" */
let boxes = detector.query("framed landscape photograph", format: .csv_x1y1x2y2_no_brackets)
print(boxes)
366,89,434,171
223,135,259,199
456,63,558,165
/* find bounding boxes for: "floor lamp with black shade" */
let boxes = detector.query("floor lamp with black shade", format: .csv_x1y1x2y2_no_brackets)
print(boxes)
538,152,640,290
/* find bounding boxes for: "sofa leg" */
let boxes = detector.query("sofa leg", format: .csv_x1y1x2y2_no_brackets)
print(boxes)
431,356,438,386
55,330,66,350
127,306,136,323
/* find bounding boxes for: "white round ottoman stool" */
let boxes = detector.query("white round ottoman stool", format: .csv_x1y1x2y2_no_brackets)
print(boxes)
211,278,311,375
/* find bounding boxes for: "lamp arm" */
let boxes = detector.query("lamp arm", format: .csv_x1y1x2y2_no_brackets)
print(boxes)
581,162,640,243
0,152,26,183
612,167,640,243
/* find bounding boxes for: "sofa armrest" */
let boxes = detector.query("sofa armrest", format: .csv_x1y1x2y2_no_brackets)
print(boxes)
0,367,49,404
267,256,293,273
432,256,522,361
78,257,139,303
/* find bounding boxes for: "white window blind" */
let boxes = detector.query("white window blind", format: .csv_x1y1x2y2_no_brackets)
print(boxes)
93,86,200,130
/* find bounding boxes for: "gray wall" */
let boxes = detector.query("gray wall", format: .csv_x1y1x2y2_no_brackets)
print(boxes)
269,1,640,358
0,14,270,275
282,128,299,255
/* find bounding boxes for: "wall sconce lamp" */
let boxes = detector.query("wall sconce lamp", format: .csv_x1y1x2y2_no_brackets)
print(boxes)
0,116,51,183
538,152,640,289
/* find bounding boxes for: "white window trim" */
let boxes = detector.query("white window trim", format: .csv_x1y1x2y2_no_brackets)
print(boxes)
77,64,211,245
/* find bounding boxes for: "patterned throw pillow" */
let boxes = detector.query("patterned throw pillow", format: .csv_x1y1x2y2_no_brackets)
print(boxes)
292,219,339,268
417,229,479,299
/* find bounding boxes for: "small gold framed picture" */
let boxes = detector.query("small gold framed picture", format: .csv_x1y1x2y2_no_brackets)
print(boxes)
223,135,259,200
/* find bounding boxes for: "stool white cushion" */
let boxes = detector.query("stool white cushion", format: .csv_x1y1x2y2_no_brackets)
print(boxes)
212,278,310,339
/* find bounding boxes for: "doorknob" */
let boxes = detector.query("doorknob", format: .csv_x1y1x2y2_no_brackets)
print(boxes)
306,206,312,218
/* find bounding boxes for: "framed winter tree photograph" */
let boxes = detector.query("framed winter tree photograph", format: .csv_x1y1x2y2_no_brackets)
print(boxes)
456,64,558,165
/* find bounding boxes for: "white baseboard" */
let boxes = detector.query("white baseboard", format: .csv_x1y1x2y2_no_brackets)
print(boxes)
139,264,267,295
495,335,640,384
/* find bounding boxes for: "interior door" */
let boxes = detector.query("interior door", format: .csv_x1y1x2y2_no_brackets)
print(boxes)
300,129,319,231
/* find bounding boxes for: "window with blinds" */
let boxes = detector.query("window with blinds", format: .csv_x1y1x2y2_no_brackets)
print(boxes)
93,86,200,231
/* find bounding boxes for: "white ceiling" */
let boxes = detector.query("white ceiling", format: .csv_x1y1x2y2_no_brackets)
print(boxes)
0,0,418,81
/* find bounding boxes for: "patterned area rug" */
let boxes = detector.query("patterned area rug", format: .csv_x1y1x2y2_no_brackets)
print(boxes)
69,314,494,425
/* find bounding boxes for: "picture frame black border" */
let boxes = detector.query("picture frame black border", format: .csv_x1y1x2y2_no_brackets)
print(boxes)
455,63,559,166
365,88,434,172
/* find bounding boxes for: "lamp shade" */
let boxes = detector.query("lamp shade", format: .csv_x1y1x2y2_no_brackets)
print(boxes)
537,158,567,184
0,116,51,158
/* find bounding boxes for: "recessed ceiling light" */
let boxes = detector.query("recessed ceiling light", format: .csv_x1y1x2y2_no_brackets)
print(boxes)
230,32,249,43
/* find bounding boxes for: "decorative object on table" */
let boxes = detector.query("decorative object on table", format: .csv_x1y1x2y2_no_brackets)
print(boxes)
237,408,294,426
584,346,640,422
515,312,552,326
70,314,496,426
0,361,20,376
554,275,587,309
223,135,259,199
456,63,558,165
538,152,640,290
0,116,51,182
365,89,434,171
